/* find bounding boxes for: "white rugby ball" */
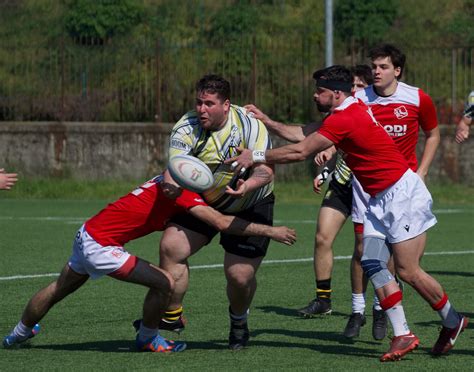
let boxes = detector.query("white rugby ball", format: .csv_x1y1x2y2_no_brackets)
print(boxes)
168,154,214,193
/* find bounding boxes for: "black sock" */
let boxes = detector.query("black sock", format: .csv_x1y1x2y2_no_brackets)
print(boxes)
316,278,332,302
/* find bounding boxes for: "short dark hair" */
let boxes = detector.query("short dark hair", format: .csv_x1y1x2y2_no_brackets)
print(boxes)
352,64,374,85
195,74,231,102
368,44,406,79
312,65,353,93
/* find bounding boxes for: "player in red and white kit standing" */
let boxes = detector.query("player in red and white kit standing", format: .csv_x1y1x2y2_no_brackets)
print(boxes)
228,65,468,362
347,44,441,338
3,171,296,352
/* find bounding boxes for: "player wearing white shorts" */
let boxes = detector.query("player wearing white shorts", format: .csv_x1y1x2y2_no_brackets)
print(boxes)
3,172,296,352
349,44,441,339
228,65,468,362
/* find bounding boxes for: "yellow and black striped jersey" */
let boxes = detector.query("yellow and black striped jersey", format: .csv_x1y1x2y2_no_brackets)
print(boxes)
334,153,353,186
169,104,273,213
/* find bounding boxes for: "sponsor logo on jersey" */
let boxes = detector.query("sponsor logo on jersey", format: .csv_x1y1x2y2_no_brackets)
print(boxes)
171,139,190,150
394,105,408,119
383,124,407,137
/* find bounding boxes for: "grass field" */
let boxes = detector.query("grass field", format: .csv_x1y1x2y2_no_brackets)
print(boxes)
0,181,473,371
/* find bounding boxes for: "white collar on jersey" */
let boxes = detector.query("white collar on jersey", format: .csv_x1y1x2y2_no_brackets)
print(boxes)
334,96,358,111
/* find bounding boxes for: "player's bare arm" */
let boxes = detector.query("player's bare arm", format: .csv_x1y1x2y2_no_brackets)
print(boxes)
188,205,296,245
226,132,334,173
417,126,440,181
225,163,274,198
455,116,471,144
244,104,310,143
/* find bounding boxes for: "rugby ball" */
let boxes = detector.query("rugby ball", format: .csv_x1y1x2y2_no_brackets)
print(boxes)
168,154,214,193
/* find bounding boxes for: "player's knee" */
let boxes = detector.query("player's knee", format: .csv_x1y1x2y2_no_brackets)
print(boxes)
396,266,421,286
360,259,393,289
226,269,255,290
315,231,333,251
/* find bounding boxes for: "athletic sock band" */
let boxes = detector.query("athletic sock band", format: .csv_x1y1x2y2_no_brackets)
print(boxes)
431,292,448,311
380,291,403,311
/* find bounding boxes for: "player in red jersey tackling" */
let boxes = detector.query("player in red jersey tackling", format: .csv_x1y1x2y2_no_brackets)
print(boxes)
227,65,468,362
3,170,296,352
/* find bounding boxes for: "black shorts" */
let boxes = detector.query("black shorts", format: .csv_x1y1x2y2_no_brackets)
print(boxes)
169,193,275,259
321,178,352,217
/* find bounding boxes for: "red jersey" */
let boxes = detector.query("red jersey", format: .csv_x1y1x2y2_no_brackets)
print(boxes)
318,97,409,196
84,175,208,246
355,82,438,170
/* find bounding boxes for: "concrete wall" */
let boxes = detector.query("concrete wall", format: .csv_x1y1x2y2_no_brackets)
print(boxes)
0,121,472,185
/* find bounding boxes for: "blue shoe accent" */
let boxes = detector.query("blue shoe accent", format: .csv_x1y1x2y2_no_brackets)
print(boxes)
136,334,186,353
3,323,40,348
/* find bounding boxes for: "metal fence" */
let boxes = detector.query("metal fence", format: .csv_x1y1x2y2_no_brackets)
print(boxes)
1,36,473,124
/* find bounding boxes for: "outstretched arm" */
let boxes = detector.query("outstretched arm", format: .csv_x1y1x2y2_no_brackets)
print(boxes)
226,132,335,173
245,104,320,142
189,205,297,246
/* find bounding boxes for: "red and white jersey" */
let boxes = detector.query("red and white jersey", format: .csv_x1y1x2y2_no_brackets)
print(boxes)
85,175,208,247
318,97,409,196
355,82,438,170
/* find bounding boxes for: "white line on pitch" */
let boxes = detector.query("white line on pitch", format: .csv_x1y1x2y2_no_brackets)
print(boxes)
0,208,470,224
1,250,473,282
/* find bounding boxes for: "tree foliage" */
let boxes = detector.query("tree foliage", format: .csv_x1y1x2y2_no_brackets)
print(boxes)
334,0,397,45
64,0,144,41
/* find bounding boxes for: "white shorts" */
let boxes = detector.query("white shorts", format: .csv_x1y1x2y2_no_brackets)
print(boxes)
363,169,437,243
351,176,370,224
68,225,136,279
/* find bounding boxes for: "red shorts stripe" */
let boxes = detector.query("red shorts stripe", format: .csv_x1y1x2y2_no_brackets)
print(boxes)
380,290,403,310
431,292,448,311
108,255,138,279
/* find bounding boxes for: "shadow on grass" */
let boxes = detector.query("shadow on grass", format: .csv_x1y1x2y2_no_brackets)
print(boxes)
256,305,346,318
414,312,473,329
30,339,226,352
427,270,474,277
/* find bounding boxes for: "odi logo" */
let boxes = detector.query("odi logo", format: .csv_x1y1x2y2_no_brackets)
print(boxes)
384,124,407,137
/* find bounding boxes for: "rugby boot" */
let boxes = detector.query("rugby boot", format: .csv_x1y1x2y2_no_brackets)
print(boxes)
136,334,186,353
297,298,332,317
343,313,366,338
380,332,419,362
372,307,388,340
229,320,249,350
3,324,41,349
431,315,469,356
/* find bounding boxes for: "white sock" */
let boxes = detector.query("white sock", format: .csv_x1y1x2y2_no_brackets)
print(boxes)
138,323,159,343
438,300,461,328
385,304,410,336
351,293,366,314
373,294,382,311
13,321,33,340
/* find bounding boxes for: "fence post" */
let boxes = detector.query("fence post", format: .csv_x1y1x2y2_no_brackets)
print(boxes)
155,39,162,123
251,35,257,103
60,36,65,121
451,48,457,116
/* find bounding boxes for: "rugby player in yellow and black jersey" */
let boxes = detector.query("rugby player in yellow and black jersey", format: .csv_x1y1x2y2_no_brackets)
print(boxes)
160,74,276,350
